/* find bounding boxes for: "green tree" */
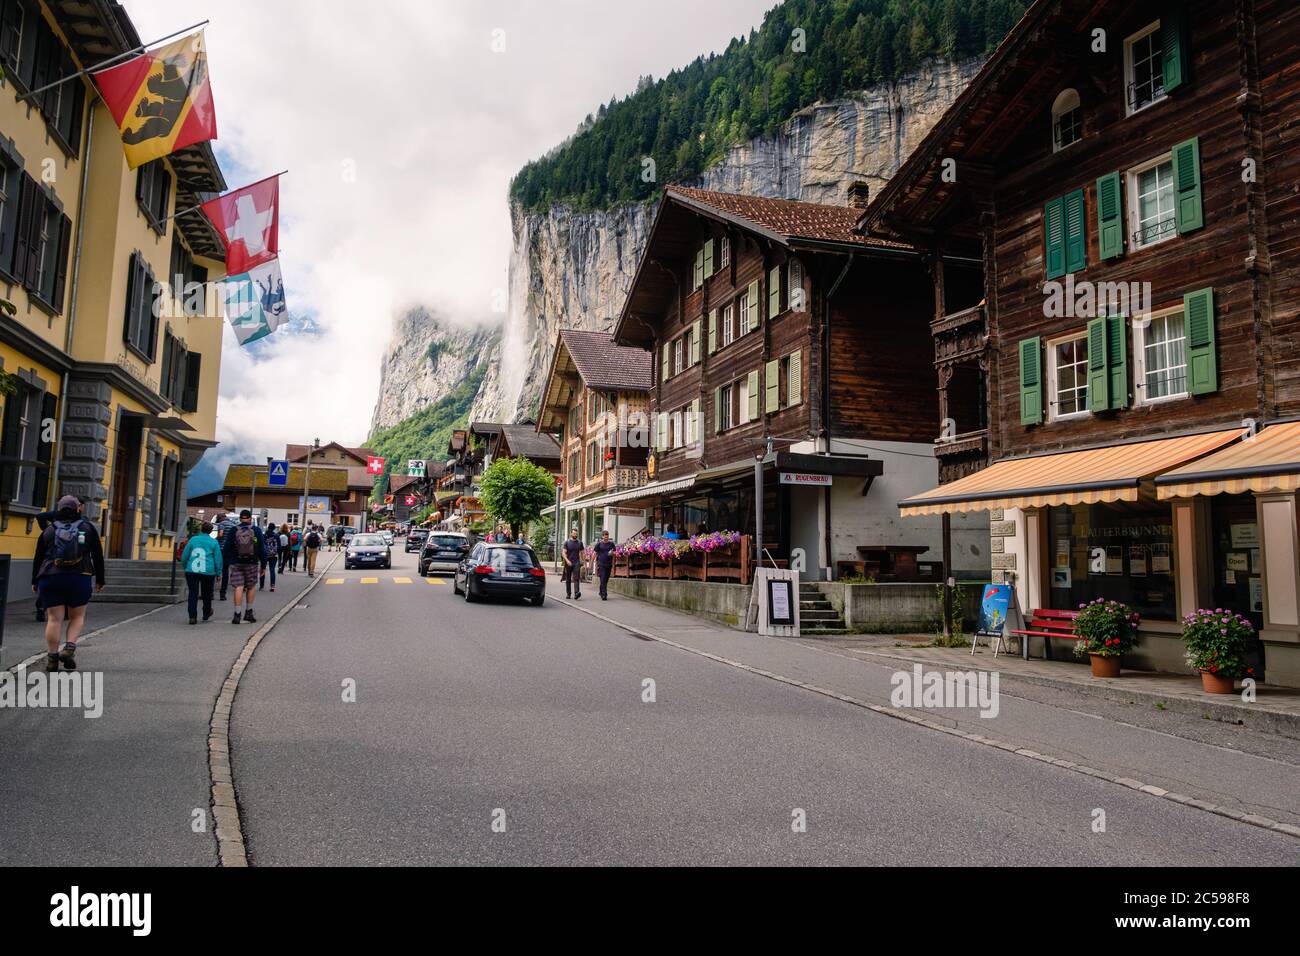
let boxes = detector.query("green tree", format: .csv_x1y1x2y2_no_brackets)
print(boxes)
478,456,557,539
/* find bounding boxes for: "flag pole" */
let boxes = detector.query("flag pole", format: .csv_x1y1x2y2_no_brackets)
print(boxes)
16,20,211,103
161,170,289,225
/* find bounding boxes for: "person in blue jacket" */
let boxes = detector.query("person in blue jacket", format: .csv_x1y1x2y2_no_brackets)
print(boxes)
181,521,223,625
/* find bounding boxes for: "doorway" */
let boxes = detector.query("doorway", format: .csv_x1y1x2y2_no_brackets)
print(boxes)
108,415,143,559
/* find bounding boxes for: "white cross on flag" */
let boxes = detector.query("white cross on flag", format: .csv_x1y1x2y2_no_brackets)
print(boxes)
201,175,280,276
366,456,385,475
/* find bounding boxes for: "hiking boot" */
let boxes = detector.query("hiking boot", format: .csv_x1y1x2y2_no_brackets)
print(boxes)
220,592,227,602
232,612,242,624
243,609,257,624
58,643,77,671
45,653,59,673
188,616,198,625
202,609,213,622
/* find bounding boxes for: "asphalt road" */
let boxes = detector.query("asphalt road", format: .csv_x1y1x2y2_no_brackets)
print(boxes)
231,547,1300,866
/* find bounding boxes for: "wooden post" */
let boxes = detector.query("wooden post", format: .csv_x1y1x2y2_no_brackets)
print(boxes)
942,511,953,639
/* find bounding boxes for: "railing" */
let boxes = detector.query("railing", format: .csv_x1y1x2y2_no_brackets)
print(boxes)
611,535,753,586
607,465,648,491
933,429,989,484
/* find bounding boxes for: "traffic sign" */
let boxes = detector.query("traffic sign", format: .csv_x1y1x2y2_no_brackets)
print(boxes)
367,456,385,475
267,459,289,486
407,458,426,477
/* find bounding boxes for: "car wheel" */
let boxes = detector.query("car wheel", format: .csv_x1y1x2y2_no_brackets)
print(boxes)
531,594,545,607
464,579,476,602
452,575,462,595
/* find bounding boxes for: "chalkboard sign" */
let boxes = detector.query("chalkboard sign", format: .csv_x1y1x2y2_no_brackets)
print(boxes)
767,578,795,626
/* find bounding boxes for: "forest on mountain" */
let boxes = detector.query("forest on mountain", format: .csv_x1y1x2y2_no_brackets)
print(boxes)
509,0,1025,213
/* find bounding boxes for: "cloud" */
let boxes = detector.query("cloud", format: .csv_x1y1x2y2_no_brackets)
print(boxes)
123,0,773,457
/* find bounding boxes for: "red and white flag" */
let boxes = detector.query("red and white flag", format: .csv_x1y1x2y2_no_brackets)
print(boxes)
201,175,280,275
367,456,385,476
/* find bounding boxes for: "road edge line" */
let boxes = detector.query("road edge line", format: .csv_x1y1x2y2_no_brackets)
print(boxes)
554,596,1300,844
209,555,339,867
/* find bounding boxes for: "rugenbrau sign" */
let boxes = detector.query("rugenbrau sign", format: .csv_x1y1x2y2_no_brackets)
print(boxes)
779,472,832,486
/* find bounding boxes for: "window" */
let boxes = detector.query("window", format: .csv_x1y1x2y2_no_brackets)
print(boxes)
721,303,735,347
739,292,753,334
136,159,171,234
1128,155,1176,249
123,252,160,362
159,329,196,407
1125,22,1165,114
0,378,54,508
788,259,805,312
673,337,683,377
1048,500,1176,621
587,389,607,425
718,383,734,432
567,451,579,485
568,404,582,439
720,236,730,269
586,439,604,478
767,350,803,412
159,457,181,532
670,410,681,449
8,172,70,311
692,247,704,290
1048,333,1089,419
169,233,209,315
1134,308,1187,402
684,402,696,447
1052,89,1082,151
3,3,84,155
0,145,20,277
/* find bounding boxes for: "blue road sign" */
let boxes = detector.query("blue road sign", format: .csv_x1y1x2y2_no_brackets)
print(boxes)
267,459,290,486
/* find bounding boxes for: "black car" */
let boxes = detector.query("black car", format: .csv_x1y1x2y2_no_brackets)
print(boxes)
419,532,469,575
453,542,545,605
405,528,429,553
344,532,392,570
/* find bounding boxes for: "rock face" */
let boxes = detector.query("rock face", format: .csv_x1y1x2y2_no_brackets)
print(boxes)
373,57,983,428
369,306,497,435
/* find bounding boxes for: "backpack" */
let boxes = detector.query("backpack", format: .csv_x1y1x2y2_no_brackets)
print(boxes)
188,542,211,575
306,531,321,548
264,532,278,557
234,524,257,560
49,519,87,570
290,530,300,547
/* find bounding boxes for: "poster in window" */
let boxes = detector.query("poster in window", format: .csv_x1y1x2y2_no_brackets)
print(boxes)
1150,543,1172,574
1106,546,1124,574
1249,577,1264,613
1055,538,1071,569
1226,552,1249,573
1129,545,1147,577
1051,567,1072,589
1225,569,1236,585
1251,549,1261,573
1230,523,1260,548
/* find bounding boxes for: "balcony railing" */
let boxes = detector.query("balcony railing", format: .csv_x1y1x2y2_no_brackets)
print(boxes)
608,465,648,491
934,429,989,485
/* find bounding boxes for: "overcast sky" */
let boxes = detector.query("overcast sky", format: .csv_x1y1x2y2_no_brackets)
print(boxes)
123,0,775,475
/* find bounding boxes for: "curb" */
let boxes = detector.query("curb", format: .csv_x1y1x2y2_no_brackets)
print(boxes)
822,644,1300,741
554,595,1300,843
3,602,172,674
208,555,338,868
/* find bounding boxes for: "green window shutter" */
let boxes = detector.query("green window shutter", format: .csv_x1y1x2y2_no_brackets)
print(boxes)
1087,318,1110,412
1044,196,1066,279
703,239,714,277
714,387,723,434
690,319,701,365
1161,6,1189,94
747,279,759,331
765,359,779,413
690,398,700,445
1064,189,1086,273
1096,172,1124,260
768,265,781,317
1019,337,1043,425
1106,314,1128,410
708,309,717,353
1185,287,1217,394
694,249,704,288
1173,136,1203,234
788,350,801,406
746,370,759,422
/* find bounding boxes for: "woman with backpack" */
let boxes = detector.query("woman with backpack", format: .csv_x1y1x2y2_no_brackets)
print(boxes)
180,521,223,625
30,495,105,672
288,526,302,571
260,521,278,592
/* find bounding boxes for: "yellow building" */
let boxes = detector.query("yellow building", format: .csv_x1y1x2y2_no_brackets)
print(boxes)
0,0,228,598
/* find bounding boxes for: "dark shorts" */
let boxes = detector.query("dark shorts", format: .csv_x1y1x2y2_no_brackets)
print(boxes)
229,563,260,590
38,573,93,609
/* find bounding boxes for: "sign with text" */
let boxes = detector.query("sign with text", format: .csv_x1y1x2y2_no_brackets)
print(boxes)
779,471,832,486
407,459,426,477
267,459,289,486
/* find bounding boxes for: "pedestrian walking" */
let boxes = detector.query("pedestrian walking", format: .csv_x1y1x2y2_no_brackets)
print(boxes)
31,495,105,672
562,527,583,599
289,526,302,571
277,525,291,573
260,521,279,592
222,509,264,624
216,511,238,600
181,521,222,624
31,505,62,622
304,524,322,576
594,530,616,601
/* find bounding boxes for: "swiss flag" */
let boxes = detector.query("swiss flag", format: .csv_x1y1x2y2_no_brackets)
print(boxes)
405,495,417,506
202,175,280,276
367,456,385,475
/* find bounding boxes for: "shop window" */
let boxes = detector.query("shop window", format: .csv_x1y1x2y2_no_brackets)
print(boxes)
1209,494,1265,632
1047,500,1176,621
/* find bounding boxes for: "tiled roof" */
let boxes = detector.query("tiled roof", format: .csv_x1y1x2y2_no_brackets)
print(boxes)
223,464,347,494
388,474,421,493
285,442,374,464
666,185,910,250
560,329,654,390
500,424,562,463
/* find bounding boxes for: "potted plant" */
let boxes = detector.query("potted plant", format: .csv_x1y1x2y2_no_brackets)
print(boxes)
1182,608,1256,694
1072,598,1141,678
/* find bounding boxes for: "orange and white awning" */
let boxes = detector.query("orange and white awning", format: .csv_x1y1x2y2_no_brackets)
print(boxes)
1156,420,1300,499
899,429,1242,517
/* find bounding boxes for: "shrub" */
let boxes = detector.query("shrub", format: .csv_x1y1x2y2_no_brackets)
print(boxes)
1072,598,1140,658
1182,608,1255,680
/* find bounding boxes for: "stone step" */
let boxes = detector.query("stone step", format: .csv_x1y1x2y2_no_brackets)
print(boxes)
800,627,850,636
799,599,835,610
799,608,844,621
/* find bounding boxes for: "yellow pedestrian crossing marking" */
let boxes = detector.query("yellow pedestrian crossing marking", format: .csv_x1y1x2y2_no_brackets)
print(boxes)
393,577,412,584
360,577,379,584
424,577,446,584
326,578,344,584
322,575,452,585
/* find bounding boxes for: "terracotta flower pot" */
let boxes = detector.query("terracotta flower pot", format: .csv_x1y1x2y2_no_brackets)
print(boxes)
1201,671,1235,694
1089,654,1122,678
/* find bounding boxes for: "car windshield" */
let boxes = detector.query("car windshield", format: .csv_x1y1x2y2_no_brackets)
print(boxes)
427,535,465,549
489,547,537,570
350,535,383,546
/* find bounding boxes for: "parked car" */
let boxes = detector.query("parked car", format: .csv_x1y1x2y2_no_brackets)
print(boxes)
405,528,429,553
380,530,395,546
453,542,545,605
419,532,470,576
344,532,391,570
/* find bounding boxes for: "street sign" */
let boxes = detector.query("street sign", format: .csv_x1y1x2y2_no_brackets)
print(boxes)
407,458,426,477
267,459,289,486
367,456,385,475
779,471,832,486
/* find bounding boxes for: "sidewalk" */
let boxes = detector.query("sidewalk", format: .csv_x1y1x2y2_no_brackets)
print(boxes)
549,572,1300,832
0,557,336,865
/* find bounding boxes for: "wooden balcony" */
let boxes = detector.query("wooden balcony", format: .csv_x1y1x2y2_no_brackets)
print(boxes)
934,428,989,485
932,304,986,365
608,465,648,491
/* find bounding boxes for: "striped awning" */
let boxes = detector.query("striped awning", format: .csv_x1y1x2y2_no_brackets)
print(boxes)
1156,420,1300,498
899,429,1241,517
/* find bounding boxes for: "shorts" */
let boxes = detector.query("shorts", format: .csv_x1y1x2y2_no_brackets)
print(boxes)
228,563,260,590
38,573,93,609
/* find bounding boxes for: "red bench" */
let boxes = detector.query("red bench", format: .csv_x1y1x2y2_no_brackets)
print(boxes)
1010,608,1081,660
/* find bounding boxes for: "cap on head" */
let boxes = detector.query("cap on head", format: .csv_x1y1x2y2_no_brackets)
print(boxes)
240,509,252,519
56,494,81,512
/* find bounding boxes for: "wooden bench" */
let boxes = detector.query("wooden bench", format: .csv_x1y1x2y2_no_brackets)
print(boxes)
1009,608,1081,660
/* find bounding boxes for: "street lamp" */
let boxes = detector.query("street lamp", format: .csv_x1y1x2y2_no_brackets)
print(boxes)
753,435,775,570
